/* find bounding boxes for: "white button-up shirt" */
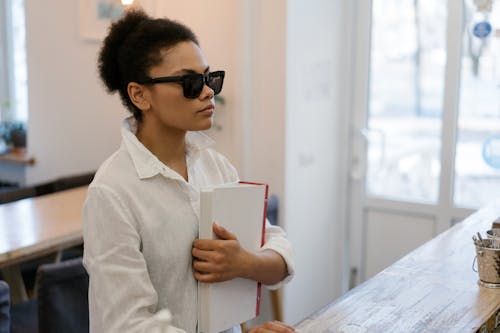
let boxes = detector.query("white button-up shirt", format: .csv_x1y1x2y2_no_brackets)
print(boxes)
83,118,295,333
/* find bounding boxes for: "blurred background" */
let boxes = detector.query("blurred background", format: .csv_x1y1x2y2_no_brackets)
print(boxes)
1,0,499,327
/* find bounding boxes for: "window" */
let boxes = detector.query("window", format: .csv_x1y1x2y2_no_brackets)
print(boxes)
366,0,446,203
0,0,27,123
454,0,500,208
364,0,500,209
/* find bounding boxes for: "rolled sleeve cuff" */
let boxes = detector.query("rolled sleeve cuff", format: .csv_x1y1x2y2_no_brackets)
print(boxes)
260,238,295,290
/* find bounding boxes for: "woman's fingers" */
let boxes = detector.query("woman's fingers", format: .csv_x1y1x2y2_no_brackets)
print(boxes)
212,222,237,240
193,270,226,283
192,246,216,261
192,224,250,282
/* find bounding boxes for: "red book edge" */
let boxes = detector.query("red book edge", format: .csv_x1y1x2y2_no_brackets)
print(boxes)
239,181,269,317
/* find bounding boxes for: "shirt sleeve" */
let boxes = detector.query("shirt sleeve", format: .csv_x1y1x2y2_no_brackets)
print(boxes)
83,185,187,333
260,219,295,290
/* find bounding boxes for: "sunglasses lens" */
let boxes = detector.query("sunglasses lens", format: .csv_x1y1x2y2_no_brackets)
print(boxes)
208,72,224,95
183,74,204,99
181,71,225,98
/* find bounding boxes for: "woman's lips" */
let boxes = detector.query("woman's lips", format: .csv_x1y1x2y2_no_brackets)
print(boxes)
198,104,215,114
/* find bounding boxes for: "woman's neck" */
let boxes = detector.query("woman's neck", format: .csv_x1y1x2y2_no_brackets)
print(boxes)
136,119,188,181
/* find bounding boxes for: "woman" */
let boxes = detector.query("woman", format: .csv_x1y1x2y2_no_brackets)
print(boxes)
83,9,295,333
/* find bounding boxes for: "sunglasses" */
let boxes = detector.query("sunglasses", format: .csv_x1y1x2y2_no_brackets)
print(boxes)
138,70,225,99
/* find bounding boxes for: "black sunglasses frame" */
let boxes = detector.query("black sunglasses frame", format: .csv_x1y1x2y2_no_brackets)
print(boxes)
138,70,225,99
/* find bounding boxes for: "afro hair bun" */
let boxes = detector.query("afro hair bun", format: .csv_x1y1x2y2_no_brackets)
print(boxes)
98,10,150,92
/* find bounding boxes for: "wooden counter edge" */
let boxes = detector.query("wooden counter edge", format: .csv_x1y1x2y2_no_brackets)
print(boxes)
0,231,82,268
0,148,35,165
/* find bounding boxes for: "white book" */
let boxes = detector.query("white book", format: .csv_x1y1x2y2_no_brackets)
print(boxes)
197,181,268,333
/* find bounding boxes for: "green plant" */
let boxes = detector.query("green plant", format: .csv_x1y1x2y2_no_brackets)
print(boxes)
214,95,226,105
0,121,27,148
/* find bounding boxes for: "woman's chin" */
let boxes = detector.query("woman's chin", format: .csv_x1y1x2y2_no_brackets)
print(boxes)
192,120,213,132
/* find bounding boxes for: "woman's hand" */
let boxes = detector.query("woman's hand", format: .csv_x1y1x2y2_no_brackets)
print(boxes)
192,223,252,282
249,321,296,333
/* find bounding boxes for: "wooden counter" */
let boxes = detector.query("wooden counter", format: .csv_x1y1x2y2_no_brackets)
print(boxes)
0,186,86,268
0,186,87,303
295,202,500,333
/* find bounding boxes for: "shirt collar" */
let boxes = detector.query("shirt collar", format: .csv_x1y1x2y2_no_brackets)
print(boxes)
121,117,215,180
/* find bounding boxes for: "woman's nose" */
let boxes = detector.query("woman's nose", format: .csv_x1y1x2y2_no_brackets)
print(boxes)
199,82,215,100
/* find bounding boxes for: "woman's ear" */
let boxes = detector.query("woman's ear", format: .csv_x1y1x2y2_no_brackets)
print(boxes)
128,82,151,111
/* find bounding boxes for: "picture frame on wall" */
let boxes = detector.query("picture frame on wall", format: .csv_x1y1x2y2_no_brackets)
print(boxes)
79,0,155,41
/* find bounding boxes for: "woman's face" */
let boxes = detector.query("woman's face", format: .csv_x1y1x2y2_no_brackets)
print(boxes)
142,41,216,132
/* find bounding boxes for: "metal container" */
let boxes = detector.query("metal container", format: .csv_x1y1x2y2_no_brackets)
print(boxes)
487,229,500,238
475,240,500,287
486,228,500,248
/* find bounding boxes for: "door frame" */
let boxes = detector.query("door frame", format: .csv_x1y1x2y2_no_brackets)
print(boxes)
344,0,475,287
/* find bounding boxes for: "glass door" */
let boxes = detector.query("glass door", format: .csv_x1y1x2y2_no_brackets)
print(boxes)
348,0,500,285
455,0,500,208
366,0,447,204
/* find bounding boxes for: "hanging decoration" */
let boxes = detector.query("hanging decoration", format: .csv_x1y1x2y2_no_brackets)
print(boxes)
472,20,492,38
471,0,493,39
482,135,500,169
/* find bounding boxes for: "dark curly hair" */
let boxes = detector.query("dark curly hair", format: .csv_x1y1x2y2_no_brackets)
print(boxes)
98,10,199,121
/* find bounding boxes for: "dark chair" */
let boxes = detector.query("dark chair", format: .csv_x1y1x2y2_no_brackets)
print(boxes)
0,281,9,333
266,194,279,226
0,186,37,204
37,257,89,333
52,172,95,192
5,280,37,333
10,299,37,333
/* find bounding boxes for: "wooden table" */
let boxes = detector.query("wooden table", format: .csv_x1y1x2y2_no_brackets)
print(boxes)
295,202,500,333
0,186,87,303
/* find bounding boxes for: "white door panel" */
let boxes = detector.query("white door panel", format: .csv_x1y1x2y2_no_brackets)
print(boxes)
364,209,435,280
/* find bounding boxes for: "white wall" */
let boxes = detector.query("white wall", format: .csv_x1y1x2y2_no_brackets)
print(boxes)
246,0,287,206
24,0,125,185
240,0,347,325
282,0,345,324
